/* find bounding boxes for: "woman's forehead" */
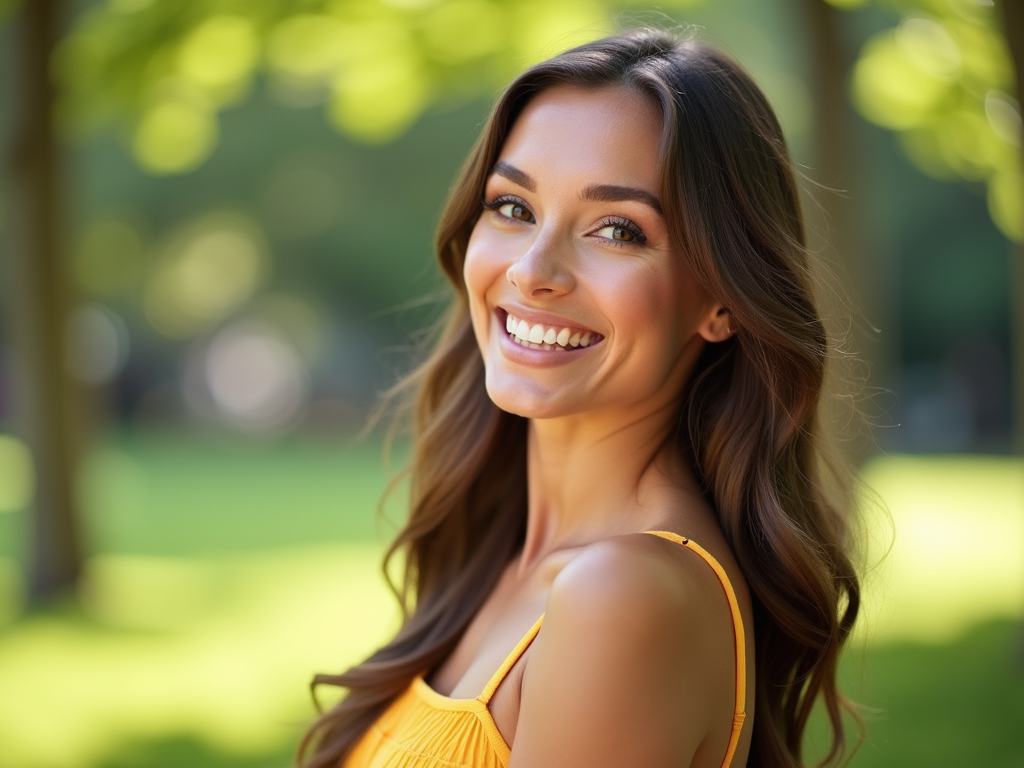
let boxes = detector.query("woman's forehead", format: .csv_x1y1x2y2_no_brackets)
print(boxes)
493,84,664,192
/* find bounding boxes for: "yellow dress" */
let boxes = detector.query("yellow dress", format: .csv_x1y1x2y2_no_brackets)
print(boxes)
344,531,747,768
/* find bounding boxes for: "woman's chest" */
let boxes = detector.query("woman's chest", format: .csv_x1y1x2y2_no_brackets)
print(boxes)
429,568,549,701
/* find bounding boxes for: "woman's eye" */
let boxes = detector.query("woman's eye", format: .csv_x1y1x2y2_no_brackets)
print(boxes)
498,202,534,222
595,224,644,243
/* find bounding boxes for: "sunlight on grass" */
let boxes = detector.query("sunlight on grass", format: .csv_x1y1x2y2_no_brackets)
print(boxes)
0,544,396,768
858,454,1024,644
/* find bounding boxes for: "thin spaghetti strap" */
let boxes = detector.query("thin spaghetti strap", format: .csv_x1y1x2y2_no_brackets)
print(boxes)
476,614,545,705
644,530,747,768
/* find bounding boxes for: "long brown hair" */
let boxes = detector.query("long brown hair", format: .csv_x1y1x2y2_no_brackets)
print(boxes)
299,28,860,768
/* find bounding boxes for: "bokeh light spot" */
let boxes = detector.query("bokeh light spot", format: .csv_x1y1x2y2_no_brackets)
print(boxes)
952,17,1011,93
853,32,951,129
895,17,962,79
144,212,268,338
176,16,258,94
984,90,1022,147
0,435,35,514
422,0,504,65
512,0,606,67
330,49,429,143
184,322,309,433
266,14,347,81
65,304,131,386
132,98,218,175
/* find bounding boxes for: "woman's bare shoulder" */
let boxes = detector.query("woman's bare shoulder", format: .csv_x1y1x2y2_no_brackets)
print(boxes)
550,533,721,622
508,533,739,768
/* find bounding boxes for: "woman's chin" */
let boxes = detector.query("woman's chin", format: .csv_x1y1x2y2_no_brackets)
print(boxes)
484,378,586,420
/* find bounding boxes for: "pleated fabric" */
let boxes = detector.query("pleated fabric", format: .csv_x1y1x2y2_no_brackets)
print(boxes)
343,531,746,768
343,615,542,768
343,678,513,768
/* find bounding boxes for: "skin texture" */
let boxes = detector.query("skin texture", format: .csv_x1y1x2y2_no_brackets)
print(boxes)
428,84,755,768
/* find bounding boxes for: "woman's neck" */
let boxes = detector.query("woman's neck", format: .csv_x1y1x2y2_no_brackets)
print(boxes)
517,400,700,574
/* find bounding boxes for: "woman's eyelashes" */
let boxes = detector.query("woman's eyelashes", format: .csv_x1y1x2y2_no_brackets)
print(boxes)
482,195,535,223
593,217,647,246
482,195,649,247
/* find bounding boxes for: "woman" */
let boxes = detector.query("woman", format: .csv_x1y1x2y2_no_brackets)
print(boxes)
300,28,860,768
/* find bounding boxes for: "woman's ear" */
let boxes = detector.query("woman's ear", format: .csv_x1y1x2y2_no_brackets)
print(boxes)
698,305,736,343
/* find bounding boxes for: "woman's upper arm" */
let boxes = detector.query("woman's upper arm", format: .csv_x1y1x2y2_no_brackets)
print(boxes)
508,537,735,768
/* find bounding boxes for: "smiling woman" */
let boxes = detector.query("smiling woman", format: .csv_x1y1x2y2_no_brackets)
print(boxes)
299,29,860,768
466,85,725,422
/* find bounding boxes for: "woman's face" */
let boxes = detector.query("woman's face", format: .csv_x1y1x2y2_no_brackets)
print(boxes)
464,84,724,421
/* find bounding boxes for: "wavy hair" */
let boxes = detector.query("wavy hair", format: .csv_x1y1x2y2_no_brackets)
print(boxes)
299,28,860,768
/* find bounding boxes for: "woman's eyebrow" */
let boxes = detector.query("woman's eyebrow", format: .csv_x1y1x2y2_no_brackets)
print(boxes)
581,184,663,215
492,161,536,192
490,161,663,215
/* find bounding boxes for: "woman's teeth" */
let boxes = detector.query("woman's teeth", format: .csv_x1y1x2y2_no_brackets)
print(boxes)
504,313,593,351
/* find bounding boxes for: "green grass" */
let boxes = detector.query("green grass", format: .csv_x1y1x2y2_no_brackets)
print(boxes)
0,430,405,565
839,621,1024,768
0,433,1022,767
0,543,397,768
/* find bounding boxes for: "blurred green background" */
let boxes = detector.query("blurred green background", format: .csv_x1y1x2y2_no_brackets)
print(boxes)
1,0,1022,766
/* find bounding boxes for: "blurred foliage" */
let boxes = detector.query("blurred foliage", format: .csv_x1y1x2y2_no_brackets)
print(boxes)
826,0,1023,242
55,0,704,175
54,0,1021,240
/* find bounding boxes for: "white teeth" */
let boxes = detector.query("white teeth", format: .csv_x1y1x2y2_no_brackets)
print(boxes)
504,312,596,351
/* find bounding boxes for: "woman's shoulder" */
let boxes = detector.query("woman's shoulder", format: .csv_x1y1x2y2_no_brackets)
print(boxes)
509,533,742,766
546,531,738,642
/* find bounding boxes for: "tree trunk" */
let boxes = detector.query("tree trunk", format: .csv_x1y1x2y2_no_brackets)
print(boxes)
994,0,1024,457
992,0,1024,662
3,0,84,600
797,0,893,465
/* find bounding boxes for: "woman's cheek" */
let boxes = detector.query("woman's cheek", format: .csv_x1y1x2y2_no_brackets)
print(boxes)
463,227,502,347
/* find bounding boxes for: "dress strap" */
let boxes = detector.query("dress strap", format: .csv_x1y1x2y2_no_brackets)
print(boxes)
476,614,545,705
644,531,747,768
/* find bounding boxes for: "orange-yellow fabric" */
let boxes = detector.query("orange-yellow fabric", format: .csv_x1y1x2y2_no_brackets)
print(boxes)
343,531,747,768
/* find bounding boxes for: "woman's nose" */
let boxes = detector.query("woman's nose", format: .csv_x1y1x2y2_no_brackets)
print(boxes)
505,235,575,297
